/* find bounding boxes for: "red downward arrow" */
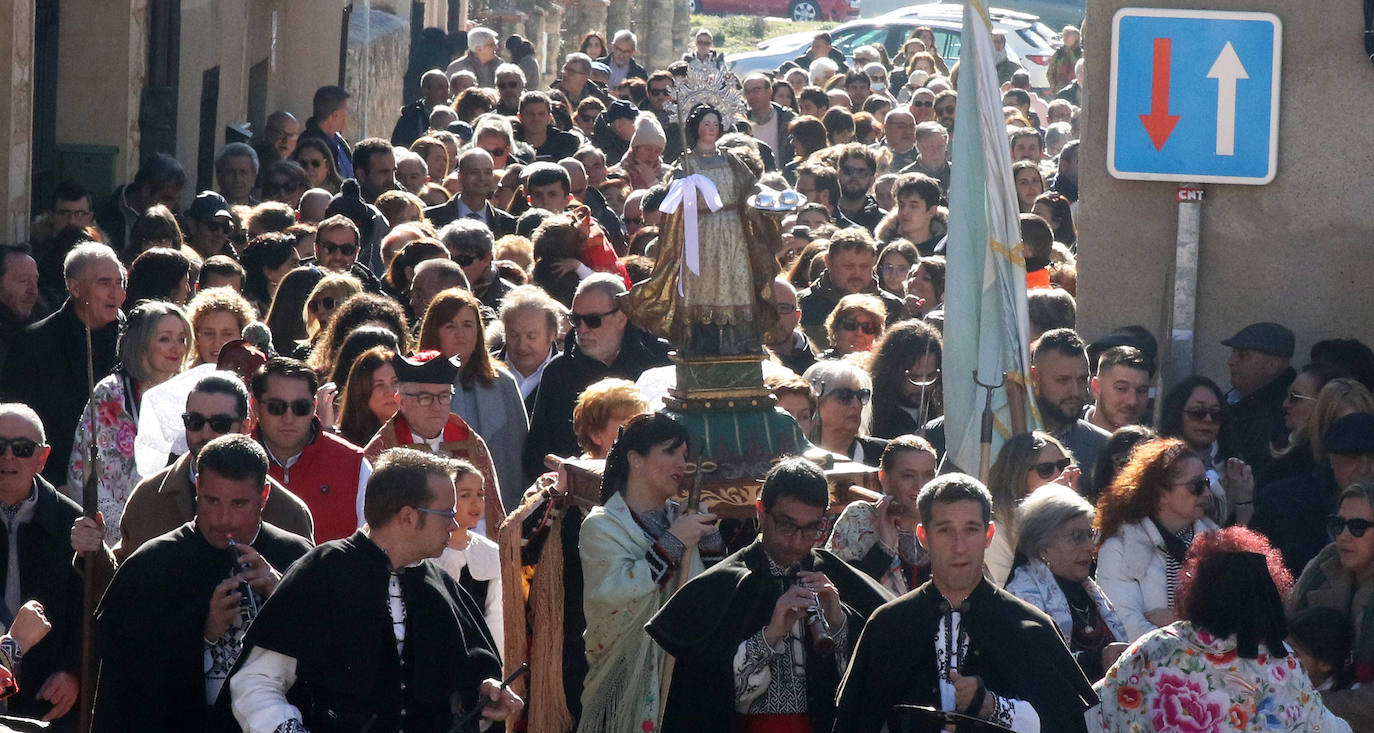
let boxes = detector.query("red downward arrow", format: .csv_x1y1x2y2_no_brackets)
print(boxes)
1139,37,1180,151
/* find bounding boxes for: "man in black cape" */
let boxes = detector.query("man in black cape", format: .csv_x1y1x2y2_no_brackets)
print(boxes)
225,448,521,733
647,458,892,733
92,435,312,732
834,473,1096,733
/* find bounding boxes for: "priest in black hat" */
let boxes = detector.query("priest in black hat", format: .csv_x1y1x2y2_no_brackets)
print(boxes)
363,350,506,536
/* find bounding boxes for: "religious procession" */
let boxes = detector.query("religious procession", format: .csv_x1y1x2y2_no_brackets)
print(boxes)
0,0,1368,731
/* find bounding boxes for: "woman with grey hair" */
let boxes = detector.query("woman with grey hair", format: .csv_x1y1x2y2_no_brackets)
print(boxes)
803,359,886,466
1005,484,1128,680
69,301,192,544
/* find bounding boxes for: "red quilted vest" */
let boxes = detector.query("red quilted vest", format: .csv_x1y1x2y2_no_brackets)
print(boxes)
264,429,366,543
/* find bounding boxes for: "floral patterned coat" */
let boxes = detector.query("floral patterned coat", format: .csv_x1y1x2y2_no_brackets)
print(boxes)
68,372,140,545
1092,621,1351,732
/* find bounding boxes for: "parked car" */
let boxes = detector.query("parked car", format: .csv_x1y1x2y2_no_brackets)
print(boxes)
696,0,861,22
726,3,1058,89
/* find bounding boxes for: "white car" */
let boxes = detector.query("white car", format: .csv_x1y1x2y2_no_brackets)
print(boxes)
727,3,1059,89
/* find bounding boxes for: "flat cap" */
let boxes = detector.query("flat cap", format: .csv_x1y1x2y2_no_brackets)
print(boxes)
1221,322,1294,358
1323,412,1374,455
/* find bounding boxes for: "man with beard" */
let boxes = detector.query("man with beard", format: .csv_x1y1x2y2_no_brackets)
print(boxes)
1085,346,1151,433
869,320,943,440
834,144,885,232
1031,329,1109,493
647,458,891,732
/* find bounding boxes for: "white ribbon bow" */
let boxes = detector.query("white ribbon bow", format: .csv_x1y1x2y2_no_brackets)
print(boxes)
659,174,724,295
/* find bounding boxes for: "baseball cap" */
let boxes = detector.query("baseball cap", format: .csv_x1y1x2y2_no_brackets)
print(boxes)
186,191,232,222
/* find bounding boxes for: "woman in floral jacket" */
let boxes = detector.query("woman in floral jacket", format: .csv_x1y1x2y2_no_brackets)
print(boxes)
1094,528,1351,732
69,302,190,544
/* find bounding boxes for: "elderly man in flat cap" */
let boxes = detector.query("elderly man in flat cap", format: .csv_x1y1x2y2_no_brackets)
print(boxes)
1221,321,1296,474
363,351,505,536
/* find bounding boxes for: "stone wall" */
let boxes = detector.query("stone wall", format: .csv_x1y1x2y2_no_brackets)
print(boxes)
344,7,412,142
1,0,35,241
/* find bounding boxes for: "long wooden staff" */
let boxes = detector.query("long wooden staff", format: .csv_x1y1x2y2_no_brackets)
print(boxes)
78,326,101,732
657,449,708,724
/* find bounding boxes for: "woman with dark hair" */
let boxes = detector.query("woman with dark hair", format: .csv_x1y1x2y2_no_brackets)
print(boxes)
260,160,311,206
986,431,1079,585
822,106,855,146
1095,527,1350,732
579,31,607,59
904,254,945,320
874,240,918,296
772,79,797,111
127,204,186,255
384,238,447,305
578,412,723,733
318,326,401,431
290,137,343,193
264,266,324,353
1032,191,1077,248
1006,484,1127,680
1095,437,1218,641
123,247,193,307
239,232,302,315
786,238,829,291
307,292,410,376
506,34,541,91
1013,159,1045,213
69,301,190,543
1159,375,1247,522
1089,425,1156,505
1262,363,1349,485
418,288,528,508
867,319,942,439
335,346,399,448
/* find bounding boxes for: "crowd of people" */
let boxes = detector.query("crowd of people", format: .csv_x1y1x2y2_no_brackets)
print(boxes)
0,16,1365,733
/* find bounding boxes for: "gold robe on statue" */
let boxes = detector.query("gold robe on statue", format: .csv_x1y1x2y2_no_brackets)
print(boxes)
621,150,782,347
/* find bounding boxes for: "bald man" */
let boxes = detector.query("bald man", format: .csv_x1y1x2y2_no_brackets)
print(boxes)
423,148,517,235
393,68,453,147
253,111,301,169
297,188,333,225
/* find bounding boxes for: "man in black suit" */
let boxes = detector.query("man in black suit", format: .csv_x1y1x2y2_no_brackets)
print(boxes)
597,30,648,87
424,148,516,237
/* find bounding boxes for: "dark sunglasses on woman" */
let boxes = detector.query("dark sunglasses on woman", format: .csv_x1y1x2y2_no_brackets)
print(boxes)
1327,515,1373,539
829,387,872,406
837,317,879,335
1030,458,1073,480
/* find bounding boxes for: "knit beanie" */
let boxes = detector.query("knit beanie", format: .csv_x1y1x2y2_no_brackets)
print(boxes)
629,113,668,150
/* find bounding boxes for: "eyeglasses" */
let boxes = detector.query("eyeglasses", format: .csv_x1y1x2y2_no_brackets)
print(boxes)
879,263,909,275
299,158,327,169
1183,406,1223,422
569,309,618,329
1173,477,1210,496
262,398,314,417
319,241,358,256
1030,457,1073,479
182,412,239,433
401,388,455,406
840,165,874,178
828,387,872,406
768,511,828,540
836,317,879,335
1059,528,1099,546
498,80,522,89
53,208,92,219
308,297,338,313
0,437,42,459
911,100,934,108
413,506,459,521
1285,391,1317,403
1327,515,1374,539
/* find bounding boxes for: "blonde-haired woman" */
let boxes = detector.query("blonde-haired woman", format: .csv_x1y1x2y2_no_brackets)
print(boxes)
185,287,257,366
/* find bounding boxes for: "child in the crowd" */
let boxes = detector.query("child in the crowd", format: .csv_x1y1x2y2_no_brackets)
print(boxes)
434,459,504,660
1288,606,1354,692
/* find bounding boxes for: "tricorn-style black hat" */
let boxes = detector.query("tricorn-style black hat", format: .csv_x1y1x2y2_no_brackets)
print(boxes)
391,350,460,384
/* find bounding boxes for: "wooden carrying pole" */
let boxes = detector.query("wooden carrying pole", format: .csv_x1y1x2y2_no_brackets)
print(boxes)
77,327,100,732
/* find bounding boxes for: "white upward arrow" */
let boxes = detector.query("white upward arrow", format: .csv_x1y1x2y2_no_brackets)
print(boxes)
1206,42,1249,156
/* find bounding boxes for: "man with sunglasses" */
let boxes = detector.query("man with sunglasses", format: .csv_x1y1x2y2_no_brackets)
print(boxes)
313,214,362,273
227,448,520,733
1030,329,1110,495
71,372,314,568
0,405,85,725
648,458,890,732
835,144,886,233
183,190,238,260
522,274,669,483
437,219,516,312
644,71,685,163
363,352,505,537
250,358,370,544
93,435,312,731
1253,413,1374,576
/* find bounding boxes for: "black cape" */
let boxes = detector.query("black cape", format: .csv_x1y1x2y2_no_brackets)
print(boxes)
833,578,1097,733
646,541,892,733
222,530,500,733
92,521,311,733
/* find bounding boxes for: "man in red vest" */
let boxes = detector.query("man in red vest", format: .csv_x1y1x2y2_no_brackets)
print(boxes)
363,351,505,537
251,357,370,543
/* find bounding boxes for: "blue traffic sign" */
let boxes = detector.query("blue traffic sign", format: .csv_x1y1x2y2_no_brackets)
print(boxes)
1108,8,1282,184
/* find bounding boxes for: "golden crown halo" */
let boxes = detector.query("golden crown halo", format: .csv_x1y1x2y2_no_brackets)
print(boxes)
664,58,748,130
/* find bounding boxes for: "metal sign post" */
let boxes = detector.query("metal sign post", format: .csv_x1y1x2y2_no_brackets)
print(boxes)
1168,184,1204,384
